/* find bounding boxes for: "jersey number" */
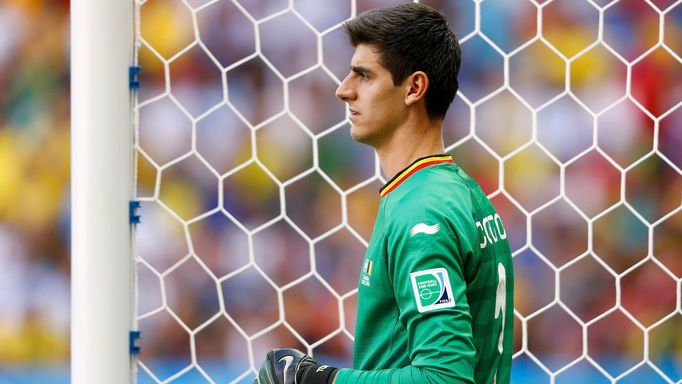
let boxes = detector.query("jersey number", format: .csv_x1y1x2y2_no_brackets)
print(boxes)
494,263,506,354
493,263,507,384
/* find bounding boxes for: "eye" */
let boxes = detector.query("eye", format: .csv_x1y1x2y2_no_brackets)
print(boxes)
351,70,367,80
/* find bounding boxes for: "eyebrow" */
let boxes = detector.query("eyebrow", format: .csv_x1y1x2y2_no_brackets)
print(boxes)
351,66,374,76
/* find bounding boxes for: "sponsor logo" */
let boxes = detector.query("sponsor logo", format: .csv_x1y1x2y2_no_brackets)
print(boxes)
277,355,294,384
409,223,440,237
410,268,455,312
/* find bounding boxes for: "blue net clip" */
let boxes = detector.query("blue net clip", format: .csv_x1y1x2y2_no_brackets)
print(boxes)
130,331,141,355
129,200,141,225
129,66,141,90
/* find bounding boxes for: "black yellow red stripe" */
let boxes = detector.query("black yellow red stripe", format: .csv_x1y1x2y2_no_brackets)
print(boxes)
364,260,373,275
380,154,454,198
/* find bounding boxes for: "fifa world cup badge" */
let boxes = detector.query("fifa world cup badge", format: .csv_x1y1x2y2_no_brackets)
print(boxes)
410,268,456,312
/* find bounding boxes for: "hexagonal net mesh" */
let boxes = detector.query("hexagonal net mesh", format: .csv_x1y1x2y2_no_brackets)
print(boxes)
132,0,682,383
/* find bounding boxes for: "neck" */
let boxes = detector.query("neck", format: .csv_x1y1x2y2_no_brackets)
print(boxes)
375,115,445,180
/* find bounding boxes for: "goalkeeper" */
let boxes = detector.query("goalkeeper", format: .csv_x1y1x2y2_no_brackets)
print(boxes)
255,3,514,384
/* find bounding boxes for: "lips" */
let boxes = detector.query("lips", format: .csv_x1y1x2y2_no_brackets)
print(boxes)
349,108,360,121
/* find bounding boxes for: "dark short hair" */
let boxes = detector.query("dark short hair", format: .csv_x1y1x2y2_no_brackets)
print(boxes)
343,3,461,120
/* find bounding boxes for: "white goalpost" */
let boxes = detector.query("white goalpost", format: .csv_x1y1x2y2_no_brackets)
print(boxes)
71,0,135,383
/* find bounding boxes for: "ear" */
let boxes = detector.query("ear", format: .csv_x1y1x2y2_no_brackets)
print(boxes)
404,71,429,107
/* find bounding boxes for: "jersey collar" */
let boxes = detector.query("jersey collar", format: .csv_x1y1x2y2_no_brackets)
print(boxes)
379,154,454,198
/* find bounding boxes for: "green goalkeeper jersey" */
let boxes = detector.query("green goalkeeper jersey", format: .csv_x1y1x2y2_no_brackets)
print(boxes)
335,154,514,384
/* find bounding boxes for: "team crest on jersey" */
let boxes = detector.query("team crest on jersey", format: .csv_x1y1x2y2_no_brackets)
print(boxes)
410,268,455,312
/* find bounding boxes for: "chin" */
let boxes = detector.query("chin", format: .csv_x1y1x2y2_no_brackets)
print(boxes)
349,125,368,143
350,122,386,148
350,128,377,147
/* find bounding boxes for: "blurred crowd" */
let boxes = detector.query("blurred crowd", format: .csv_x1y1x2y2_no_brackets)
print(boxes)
0,0,70,364
1,0,680,382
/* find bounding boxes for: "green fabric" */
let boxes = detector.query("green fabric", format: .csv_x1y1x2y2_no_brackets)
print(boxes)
335,161,514,384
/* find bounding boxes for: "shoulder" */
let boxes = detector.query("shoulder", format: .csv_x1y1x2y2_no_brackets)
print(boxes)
383,165,478,236
387,164,473,215
381,166,482,267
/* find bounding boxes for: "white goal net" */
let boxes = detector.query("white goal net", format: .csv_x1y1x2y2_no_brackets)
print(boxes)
132,0,682,383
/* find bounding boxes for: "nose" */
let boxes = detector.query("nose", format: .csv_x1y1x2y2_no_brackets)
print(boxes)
335,73,354,102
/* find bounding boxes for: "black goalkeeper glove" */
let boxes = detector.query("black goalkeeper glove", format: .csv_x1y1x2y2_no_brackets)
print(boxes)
254,348,338,384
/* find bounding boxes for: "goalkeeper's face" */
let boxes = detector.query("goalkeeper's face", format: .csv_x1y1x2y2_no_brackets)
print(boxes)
335,44,408,147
